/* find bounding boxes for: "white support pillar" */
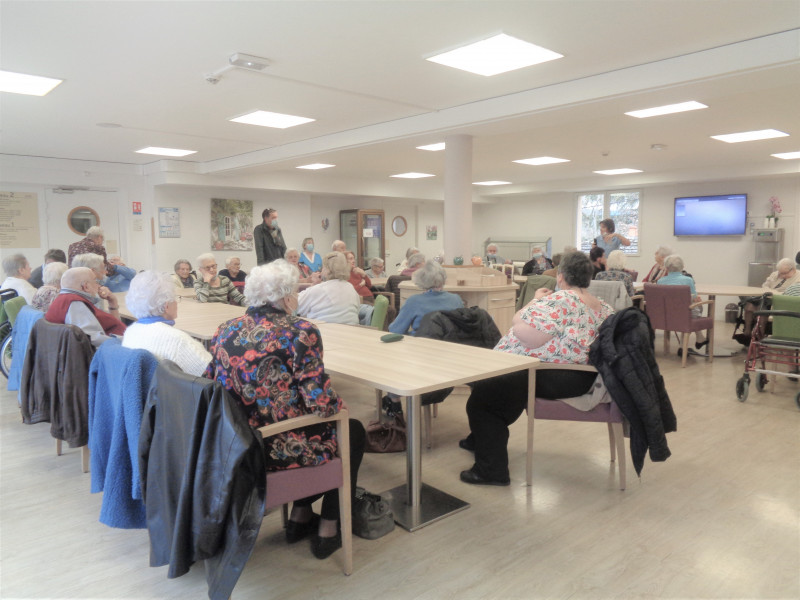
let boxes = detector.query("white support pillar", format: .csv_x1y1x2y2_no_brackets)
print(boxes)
443,134,472,264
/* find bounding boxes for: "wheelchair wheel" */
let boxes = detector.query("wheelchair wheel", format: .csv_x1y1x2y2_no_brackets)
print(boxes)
754,373,768,393
0,334,11,379
795,391,800,410
736,376,749,402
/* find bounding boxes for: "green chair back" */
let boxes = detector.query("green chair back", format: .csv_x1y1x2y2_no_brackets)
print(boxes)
516,275,557,310
770,295,800,341
4,296,27,327
370,294,389,331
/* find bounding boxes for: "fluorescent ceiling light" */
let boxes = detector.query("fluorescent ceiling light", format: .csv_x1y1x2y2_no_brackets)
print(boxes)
711,129,789,143
625,101,707,118
417,143,446,151
513,156,570,166
297,163,335,170
391,172,435,179
229,53,269,71
473,181,511,186
593,168,642,175
426,33,563,76
0,69,63,96
230,110,315,129
771,151,800,160
135,147,197,157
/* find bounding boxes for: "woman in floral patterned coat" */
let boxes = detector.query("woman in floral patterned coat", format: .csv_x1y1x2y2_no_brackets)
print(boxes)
205,259,365,560
459,252,614,486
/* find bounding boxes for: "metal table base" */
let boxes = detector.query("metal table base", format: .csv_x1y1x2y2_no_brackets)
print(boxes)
381,483,469,532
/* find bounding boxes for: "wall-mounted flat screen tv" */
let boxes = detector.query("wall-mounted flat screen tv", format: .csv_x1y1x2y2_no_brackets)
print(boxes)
674,194,747,236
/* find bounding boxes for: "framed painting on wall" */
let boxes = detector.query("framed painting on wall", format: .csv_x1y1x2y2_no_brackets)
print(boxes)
210,198,254,251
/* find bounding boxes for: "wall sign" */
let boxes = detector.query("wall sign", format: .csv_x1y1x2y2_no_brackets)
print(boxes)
0,191,41,248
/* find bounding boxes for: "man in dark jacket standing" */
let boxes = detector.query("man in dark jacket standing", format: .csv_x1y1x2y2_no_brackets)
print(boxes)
253,208,286,265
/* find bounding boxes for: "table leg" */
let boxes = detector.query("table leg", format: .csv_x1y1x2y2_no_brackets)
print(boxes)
381,393,469,531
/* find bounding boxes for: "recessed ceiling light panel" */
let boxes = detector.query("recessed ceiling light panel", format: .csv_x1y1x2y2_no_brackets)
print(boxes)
593,168,642,175
625,101,707,118
473,181,511,186
417,143,446,151
0,69,63,96
513,156,570,166
230,110,315,129
711,129,789,143
297,163,335,170
391,172,435,179
772,151,800,160
136,147,197,157
427,33,563,76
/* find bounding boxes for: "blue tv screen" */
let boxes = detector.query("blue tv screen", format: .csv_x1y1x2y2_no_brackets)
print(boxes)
674,194,747,236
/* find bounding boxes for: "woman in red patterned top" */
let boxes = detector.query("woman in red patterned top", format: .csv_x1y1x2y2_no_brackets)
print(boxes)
459,252,614,486
205,259,365,559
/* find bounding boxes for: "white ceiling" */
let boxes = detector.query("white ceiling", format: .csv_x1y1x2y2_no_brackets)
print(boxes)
1,0,799,200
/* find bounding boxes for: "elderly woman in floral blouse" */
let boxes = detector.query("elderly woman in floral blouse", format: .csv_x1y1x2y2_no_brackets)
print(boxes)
205,259,365,560
459,251,614,486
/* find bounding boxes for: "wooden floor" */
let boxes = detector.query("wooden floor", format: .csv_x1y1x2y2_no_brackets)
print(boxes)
1,323,798,600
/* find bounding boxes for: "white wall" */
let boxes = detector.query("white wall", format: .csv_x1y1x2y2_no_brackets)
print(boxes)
4,154,797,313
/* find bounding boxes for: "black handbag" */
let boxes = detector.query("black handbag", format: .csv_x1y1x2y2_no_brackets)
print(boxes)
352,487,395,539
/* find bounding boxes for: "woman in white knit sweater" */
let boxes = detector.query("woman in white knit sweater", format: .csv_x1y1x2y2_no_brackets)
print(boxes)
122,270,211,376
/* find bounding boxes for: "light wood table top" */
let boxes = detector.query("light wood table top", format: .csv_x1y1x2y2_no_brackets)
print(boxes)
398,280,518,293
315,322,538,531
635,283,766,298
370,277,387,288
116,292,245,340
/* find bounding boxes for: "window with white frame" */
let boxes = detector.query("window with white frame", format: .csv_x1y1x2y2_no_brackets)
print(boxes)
578,190,640,254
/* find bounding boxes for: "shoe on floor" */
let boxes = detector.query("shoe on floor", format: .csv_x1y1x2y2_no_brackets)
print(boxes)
459,468,510,487
311,531,342,559
695,340,709,350
458,435,475,452
733,333,751,346
285,513,320,544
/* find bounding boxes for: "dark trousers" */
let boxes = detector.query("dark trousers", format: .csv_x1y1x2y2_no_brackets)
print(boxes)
466,369,596,481
293,418,366,521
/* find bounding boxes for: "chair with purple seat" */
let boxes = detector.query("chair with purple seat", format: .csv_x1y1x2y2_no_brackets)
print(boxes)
526,363,626,490
258,409,353,575
643,283,714,368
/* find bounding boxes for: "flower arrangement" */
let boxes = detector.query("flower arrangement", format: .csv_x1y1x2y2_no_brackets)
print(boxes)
768,196,782,218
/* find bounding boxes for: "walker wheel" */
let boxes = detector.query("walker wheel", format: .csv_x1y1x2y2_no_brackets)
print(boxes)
755,373,768,393
795,391,800,410
736,376,749,402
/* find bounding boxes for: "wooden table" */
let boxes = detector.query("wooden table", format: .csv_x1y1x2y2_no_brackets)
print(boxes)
117,293,539,531
315,322,538,531
116,293,245,340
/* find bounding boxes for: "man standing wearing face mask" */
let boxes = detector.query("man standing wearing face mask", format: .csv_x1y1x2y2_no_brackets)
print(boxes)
254,208,287,266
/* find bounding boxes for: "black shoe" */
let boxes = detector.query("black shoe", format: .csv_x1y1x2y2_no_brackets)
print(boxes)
458,435,475,452
733,333,751,346
311,531,342,559
459,468,510,487
695,340,709,350
285,513,320,544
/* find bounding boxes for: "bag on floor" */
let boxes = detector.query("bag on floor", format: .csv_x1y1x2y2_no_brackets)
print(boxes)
364,412,406,453
352,487,395,539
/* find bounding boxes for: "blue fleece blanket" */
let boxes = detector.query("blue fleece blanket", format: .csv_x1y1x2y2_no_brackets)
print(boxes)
88,338,159,528
8,306,44,394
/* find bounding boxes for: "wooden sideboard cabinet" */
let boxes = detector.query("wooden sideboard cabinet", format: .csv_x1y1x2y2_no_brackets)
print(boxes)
398,266,518,334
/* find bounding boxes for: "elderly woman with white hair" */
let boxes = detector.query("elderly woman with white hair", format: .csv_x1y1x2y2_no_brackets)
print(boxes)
400,252,426,277
204,259,366,559
364,257,385,279
30,261,68,312
594,250,636,296
1,253,35,304
389,260,463,335
658,255,707,349
121,271,211,376
643,245,673,283
194,252,247,306
297,251,360,324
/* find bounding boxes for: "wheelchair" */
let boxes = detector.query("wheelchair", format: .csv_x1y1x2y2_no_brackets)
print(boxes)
0,289,19,378
735,294,800,409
